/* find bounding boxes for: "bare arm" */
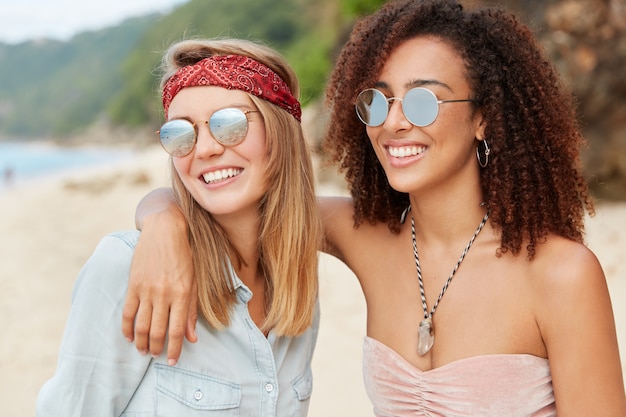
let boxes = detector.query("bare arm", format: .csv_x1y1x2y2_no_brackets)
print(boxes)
121,188,197,366
537,240,626,415
121,193,355,365
317,196,357,262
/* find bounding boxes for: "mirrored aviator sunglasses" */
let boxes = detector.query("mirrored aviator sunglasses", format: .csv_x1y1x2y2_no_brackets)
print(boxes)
158,108,258,157
355,87,473,127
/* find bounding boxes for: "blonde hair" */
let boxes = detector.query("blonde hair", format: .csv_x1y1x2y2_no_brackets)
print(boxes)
162,39,321,336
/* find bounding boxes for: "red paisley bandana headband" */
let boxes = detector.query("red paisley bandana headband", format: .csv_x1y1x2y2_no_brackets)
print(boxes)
162,54,302,122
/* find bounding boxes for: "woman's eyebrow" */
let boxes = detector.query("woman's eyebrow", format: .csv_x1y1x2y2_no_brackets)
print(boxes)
406,79,453,92
372,79,454,92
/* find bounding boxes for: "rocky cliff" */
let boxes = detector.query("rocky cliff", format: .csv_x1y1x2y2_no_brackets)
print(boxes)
486,0,626,199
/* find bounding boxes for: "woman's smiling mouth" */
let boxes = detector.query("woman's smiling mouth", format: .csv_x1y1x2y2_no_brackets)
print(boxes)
202,168,243,184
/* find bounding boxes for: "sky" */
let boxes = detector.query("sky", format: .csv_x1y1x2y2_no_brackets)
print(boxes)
0,0,188,44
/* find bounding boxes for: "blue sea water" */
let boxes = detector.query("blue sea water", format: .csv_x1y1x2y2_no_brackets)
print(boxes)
0,141,134,192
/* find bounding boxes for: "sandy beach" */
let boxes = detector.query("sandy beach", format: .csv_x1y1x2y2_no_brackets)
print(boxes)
0,144,624,417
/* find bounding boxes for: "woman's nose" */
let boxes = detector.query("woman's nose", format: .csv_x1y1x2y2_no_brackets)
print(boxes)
194,122,225,157
383,98,412,131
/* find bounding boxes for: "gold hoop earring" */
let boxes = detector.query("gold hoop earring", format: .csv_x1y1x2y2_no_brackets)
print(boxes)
476,139,490,168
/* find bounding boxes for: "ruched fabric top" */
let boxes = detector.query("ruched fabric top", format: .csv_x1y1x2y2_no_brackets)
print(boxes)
363,336,556,417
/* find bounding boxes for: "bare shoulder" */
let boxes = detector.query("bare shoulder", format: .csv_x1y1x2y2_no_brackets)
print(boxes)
528,235,613,356
317,196,354,229
317,196,356,259
316,196,397,265
531,239,626,413
530,235,610,331
530,235,606,300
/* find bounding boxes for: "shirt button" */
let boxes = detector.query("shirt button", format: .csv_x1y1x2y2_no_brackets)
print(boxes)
265,383,274,392
193,390,203,401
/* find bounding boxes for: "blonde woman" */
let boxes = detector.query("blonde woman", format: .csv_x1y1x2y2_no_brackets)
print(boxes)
37,38,322,417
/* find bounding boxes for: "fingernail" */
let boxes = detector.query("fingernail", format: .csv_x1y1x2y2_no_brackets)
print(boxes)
168,358,177,366
139,350,148,356
126,336,133,343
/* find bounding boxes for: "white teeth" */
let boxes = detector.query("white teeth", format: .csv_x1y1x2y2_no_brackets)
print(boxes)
202,168,242,184
388,145,425,158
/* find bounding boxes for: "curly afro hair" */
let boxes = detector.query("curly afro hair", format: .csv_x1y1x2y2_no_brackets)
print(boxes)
323,0,594,259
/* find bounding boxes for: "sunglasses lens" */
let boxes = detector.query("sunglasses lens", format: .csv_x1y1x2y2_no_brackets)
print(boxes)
209,108,249,146
159,119,196,157
403,88,439,127
356,89,389,127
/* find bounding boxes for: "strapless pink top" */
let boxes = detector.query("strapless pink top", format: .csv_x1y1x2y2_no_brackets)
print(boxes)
363,336,556,417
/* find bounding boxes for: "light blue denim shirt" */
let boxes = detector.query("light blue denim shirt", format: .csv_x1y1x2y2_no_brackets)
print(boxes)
37,230,319,417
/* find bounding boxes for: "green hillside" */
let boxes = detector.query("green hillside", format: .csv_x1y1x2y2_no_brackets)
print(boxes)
0,14,157,138
0,0,381,140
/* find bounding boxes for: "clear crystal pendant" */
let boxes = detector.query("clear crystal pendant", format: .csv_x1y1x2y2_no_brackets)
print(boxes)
417,317,434,356
411,211,489,358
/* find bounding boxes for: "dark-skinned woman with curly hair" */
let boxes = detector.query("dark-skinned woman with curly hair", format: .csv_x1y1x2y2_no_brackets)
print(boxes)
122,0,626,415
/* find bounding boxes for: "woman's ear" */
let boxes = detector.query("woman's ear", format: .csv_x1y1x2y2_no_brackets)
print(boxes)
474,110,487,141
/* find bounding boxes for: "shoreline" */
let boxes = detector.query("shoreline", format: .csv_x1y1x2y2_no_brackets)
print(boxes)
0,141,143,194
0,144,624,417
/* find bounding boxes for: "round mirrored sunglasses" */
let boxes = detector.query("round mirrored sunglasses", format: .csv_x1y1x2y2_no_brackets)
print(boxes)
158,108,258,157
355,87,473,127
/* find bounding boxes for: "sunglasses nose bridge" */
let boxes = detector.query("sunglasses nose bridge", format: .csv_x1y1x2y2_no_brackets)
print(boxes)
384,96,412,127
195,120,226,155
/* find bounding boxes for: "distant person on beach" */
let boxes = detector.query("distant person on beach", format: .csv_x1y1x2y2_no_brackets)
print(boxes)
3,165,13,187
123,0,626,415
36,38,322,416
